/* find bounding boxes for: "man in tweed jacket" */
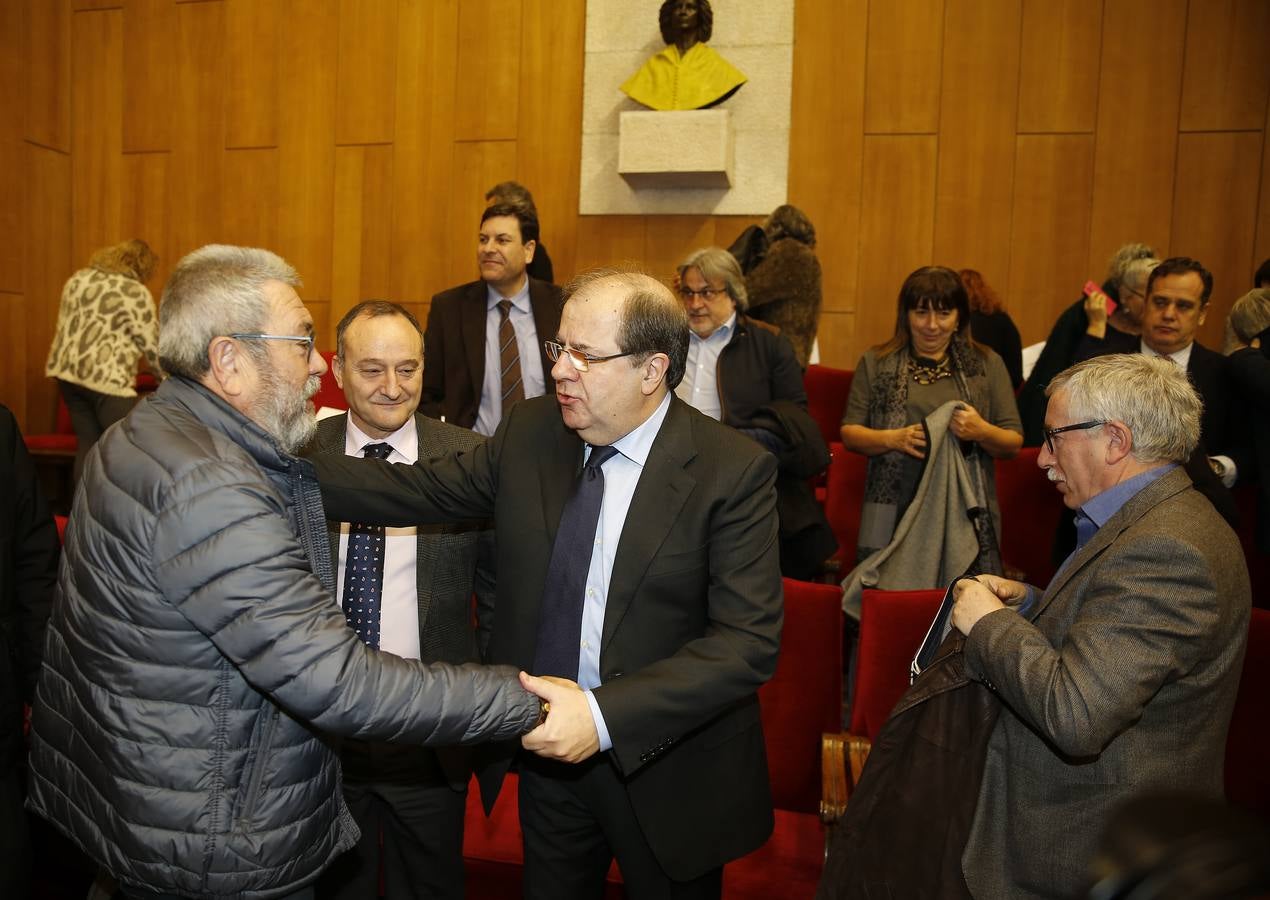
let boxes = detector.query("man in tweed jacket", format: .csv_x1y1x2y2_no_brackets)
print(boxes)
951,354,1250,899
307,301,495,900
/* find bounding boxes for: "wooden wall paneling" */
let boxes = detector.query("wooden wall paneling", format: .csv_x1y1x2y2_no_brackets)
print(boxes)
815,309,856,370
1257,119,1270,271
641,217,716,285
70,7,122,269
225,0,279,149
445,140,518,289
517,0,584,286
306,301,331,354
221,148,280,256
1017,0,1102,134
933,0,1021,283
854,136,938,362
165,0,225,266
334,0,397,146
573,216,646,274
453,0,521,142
277,0,338,303
121,0,173,152
0,293,28,420
27,0,71,152
70,0,120,9
863,0,944,134
24,145,70,432
389,0,458,303
1007,134,1096,345
1086,0,1187,279
331,144,394,335
119,152,168,286
1171,131,1263,349
0,0,26,294
789,0,867,314
1178,0,1270,133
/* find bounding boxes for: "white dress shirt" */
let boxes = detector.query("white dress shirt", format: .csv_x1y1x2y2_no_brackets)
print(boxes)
475,279,546,436
674,312,735,420
578,391,673,751
337,416,421,660
1139,338,1236,486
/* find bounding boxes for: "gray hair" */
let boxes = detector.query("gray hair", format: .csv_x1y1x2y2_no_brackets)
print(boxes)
1104,242,1156,290
562,266,690,391
1046,354,1201,464
159,245,300,379
676,247,748,311
1119,257,1160,297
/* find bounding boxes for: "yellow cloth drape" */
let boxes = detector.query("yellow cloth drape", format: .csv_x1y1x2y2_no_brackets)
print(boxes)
620,43,747,111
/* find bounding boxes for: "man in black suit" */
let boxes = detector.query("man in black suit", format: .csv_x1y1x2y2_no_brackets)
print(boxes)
422,204,562,435
308,302,495,900
312,269,782,899
1073,257,1244,523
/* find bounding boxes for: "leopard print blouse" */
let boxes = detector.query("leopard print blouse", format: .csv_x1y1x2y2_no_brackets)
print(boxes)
44,267,161,397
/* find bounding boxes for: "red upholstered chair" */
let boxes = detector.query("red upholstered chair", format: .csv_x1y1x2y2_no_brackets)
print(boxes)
849,588,945,742
311,350,349,412
1233,484,1269,609
803,365,854,449
1225,607,1270,820
995,447,1064,589
23,395,77,457
723,577,846,897
54,515,68,544
822,443,868,573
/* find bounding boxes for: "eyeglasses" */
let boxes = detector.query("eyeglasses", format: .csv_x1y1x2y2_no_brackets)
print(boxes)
544,340,634,372
1043,420,1105,454
229,333,316,356
677,285,725,301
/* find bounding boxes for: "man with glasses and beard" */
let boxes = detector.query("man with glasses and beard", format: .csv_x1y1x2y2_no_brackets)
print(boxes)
25,245,549,900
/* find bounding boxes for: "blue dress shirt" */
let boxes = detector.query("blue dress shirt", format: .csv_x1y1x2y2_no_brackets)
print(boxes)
475,278,546,436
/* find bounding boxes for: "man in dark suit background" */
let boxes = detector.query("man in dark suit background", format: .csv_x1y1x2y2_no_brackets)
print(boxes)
312,269,783,899
422,203,562,435
308,301,495,900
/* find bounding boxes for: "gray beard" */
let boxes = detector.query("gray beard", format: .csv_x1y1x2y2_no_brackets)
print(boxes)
253,362,320,454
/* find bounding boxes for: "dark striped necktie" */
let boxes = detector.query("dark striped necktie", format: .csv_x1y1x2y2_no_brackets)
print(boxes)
498,299,524,409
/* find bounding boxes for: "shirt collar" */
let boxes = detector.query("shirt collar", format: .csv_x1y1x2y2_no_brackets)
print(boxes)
486,277,531,313
345,413,419,464
1079,463,1177,531
1139,338,1193,370
689,312,736,346
588,392,672,469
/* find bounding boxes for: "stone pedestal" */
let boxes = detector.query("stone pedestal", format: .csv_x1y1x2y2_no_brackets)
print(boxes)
617,109,733,189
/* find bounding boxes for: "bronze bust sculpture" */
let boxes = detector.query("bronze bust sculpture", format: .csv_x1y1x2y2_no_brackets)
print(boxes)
621,0,747,111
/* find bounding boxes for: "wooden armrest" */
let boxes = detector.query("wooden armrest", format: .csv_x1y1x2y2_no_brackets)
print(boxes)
820,731,872,825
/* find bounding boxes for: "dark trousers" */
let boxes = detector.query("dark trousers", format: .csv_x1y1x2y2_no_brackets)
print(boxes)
518,754,722,900
317,743,466,900
122,889,314,900
57,379,136,483
0,768,30,898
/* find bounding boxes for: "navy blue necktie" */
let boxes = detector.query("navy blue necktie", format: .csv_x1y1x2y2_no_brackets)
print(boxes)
533,444,620,680
342,442,394,649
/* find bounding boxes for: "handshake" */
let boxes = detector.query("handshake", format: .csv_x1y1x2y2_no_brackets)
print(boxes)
517,672,601,764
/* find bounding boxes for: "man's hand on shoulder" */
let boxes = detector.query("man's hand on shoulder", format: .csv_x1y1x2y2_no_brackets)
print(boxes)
518,672,600,763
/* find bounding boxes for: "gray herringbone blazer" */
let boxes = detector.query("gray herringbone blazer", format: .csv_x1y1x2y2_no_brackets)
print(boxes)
960,465,1250,899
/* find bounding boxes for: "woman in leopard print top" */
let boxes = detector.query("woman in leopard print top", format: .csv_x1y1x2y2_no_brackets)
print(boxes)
45,238,160,481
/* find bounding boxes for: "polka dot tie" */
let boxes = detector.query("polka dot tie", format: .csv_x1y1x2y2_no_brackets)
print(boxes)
342,442,394,649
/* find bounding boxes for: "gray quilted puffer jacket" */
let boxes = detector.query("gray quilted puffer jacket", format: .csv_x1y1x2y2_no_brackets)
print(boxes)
26,376,538,898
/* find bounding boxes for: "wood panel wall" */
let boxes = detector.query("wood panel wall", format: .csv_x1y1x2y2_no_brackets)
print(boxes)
3,0,1269,432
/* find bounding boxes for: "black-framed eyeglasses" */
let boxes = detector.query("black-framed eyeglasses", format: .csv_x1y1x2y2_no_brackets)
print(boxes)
229,333,316,356
544,340,634,373
676,285,724,301
1043,420,1105,454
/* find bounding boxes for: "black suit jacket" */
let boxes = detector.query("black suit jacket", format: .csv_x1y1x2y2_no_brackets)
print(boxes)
421,278,563,428
310,394,782,881
305,412,495,789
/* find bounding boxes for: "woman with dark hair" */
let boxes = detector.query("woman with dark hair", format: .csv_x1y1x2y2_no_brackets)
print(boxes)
44,238,160,481
840,266,1022,560
959,268,1023,388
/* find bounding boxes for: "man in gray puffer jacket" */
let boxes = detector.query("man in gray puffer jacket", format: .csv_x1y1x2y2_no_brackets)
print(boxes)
25,245,545,900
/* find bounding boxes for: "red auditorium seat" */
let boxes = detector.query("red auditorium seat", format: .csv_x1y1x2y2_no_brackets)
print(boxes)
1225,607,1269,820
803,365,854,449
849,588,945,742
995,447,1064,588
309,350,348,412
823,443,868,573
22,395,77,456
